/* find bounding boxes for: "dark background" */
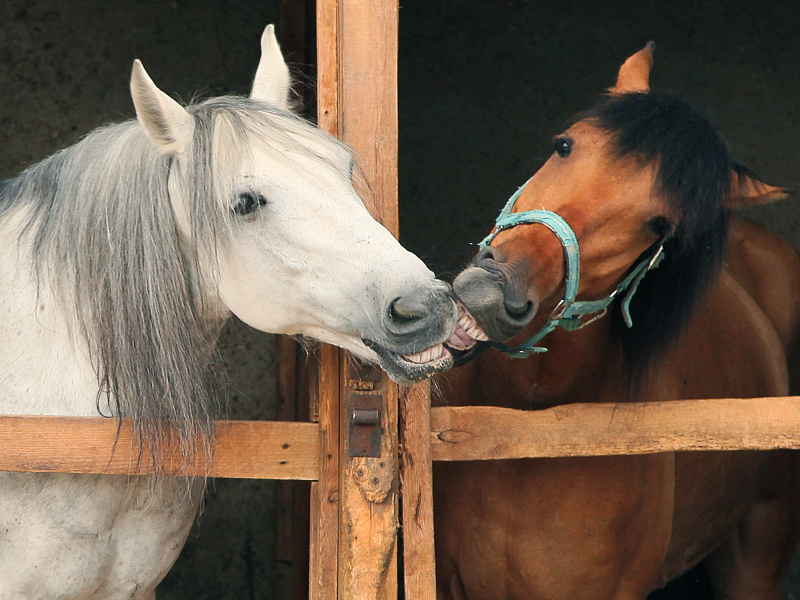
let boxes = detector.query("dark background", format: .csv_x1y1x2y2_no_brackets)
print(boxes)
1,1,798,598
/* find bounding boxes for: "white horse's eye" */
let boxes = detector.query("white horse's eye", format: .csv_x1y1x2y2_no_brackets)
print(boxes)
232,191,268,216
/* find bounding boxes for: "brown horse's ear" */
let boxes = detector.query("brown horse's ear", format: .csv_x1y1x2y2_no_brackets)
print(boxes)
611,42,655,94
728,167,793,207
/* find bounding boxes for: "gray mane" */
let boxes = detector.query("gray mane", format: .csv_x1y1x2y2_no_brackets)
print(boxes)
0,95,347,468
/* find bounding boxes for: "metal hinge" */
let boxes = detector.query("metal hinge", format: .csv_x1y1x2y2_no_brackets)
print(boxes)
348,361,383,457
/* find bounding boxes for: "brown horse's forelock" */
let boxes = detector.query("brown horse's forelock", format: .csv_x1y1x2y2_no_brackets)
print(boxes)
572,92,735,385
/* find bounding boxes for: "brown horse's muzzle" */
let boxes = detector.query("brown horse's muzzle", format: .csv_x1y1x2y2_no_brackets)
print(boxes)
453,247,537,342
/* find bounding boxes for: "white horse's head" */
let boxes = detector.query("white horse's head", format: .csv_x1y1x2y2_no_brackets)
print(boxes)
129,25,457,383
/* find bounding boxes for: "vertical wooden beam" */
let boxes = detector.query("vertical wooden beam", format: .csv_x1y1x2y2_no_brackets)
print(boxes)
337,0,399,234
312,3,344,599
312,3,341,599
275,334,312,600
339,363,399,600
317,1,401,599
275,336,299,599
309,344,341,600
316,0,340,137
336,1,400,598
400,381,437,599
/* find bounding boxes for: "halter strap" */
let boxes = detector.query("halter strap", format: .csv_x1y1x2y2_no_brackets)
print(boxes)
478,179,665,358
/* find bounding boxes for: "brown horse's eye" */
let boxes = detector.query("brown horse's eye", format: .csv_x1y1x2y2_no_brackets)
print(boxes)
552,136,572,158
647,216,672,237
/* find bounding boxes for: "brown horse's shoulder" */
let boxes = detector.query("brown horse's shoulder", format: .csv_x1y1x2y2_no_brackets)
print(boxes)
671,267,789,399
725,214,800,352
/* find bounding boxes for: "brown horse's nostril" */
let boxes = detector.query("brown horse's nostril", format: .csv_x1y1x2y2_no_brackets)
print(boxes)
473,245,506,266
505,298,534,321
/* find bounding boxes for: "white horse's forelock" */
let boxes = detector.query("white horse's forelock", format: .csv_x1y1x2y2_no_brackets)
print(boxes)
0,95,346,469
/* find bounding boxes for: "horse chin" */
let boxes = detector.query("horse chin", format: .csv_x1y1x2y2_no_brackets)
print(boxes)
293,329,457,384
362,339,454,384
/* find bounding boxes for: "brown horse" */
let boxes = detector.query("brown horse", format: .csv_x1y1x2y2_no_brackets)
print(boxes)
435,44,800,600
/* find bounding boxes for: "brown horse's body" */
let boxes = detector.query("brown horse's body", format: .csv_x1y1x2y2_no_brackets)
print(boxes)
435,216,800,600
435,44,800,600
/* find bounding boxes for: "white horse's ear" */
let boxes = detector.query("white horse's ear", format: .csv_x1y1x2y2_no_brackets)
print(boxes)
611,41,655,94
130,60,194,154
250,24,291,109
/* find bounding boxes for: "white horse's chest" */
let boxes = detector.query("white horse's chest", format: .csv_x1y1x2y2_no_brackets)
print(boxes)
0,229,200,599
0,472,201,600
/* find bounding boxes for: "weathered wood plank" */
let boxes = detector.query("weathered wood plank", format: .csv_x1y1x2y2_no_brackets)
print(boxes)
309,344,341,600
431,397,800,461
400,381,437,600
339,364,399,600
333,1,401,599
5,397,799,476
316,0,339,137
0,415,319,479
313,2,343,599
338,0,399,235
275,335,311,600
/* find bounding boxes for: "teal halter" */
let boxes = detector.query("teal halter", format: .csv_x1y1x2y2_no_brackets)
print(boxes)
478,179,665,358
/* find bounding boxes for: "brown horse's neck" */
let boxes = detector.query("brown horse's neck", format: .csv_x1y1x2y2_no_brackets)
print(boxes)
441,312,625,410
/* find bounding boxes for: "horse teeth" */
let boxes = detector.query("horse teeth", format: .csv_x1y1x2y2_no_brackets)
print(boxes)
466,323,489,341
403,344,443,364
455,305,489,342
458,315,475,331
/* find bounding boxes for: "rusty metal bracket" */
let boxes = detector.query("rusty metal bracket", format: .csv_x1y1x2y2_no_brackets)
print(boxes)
348,393,382,457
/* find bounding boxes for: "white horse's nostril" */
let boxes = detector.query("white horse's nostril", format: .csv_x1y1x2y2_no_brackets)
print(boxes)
389,296,426,323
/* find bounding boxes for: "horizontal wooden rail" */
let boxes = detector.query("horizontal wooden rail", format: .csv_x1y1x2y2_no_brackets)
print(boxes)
0,415,319,480
4,397,800,478
431,397,800,461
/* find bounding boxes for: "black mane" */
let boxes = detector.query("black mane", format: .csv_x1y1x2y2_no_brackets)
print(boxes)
578,92,736,382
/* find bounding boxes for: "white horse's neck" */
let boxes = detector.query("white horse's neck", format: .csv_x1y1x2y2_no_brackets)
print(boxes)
0,205,103,417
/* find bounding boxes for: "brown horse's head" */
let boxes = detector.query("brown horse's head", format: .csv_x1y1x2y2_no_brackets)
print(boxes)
450,43,791,375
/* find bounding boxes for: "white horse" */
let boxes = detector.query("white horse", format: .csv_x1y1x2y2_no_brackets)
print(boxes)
0,25,457,599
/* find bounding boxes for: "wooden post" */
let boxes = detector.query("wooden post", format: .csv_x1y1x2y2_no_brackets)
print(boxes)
310,2,342,599
275,335,312,600
337,1,401,595
400,381,437,599
316,1,401,599
309,344,341,600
